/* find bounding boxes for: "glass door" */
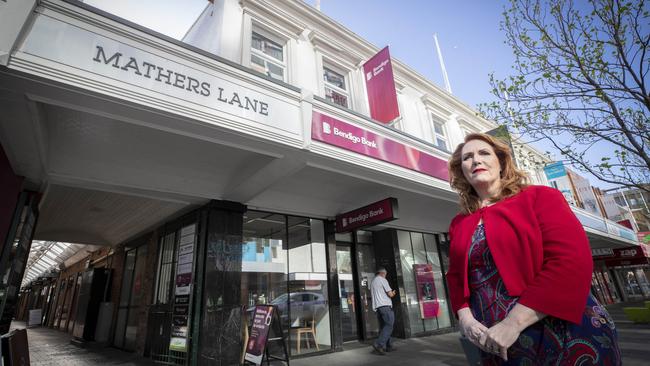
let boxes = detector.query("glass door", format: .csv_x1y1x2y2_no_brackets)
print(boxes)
355,231,378,339
336,242,357,342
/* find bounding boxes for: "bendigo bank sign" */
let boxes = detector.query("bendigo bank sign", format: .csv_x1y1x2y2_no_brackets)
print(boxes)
336,198,398,233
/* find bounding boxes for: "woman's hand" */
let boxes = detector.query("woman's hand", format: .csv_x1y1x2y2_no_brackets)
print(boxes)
479,303,547,361
457,308,487,348
479,320,520,361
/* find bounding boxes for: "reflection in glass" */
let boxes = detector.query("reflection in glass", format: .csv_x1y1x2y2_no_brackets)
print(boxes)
241,212,331,356
287,217,330,355
356,231,378,339
241,211,288,344
336,243,357,341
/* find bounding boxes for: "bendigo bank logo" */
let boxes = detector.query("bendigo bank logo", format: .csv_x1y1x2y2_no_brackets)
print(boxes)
323,122,332,134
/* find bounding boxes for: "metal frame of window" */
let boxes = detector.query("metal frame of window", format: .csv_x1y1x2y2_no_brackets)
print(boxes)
250,29,286,82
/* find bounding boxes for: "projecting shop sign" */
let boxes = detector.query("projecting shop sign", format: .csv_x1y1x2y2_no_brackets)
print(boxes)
335,198,398,233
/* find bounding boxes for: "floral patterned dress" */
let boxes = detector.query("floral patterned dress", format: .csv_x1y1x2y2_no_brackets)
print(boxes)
468,224,621,365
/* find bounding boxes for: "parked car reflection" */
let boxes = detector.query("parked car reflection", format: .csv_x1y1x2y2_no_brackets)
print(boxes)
271,292,327,327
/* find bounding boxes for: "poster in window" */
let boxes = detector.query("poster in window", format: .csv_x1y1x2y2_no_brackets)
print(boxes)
413,264,439,319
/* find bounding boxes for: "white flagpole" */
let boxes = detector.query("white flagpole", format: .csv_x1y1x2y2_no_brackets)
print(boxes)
315,0,321,11
433,33,452,94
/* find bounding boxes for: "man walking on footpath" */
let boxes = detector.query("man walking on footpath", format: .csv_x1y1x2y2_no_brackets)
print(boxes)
370,267,396,355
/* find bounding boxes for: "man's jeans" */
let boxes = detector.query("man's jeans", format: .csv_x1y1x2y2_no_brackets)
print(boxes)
375,306,394,349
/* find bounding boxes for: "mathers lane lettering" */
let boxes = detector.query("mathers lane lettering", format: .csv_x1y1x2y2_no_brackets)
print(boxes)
92,45,269,116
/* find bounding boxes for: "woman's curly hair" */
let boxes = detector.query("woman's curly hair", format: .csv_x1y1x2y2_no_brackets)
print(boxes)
448,133,529,214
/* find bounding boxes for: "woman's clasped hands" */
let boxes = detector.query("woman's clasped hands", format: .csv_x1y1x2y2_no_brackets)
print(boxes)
458,308,521,361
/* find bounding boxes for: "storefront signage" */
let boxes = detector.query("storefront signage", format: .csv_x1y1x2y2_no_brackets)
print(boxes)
312,112,449,180
17,16,301,135
244,305,275,365
362,46,400,124
602,244,650,267
543,162,577,206
413,264,439,319
592,248,614,258
568,171,602,216
543,162,567,180
169,224,196,352
335,198,398,233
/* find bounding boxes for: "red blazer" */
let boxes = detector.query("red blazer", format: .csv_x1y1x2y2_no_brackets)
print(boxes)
446,185,592,324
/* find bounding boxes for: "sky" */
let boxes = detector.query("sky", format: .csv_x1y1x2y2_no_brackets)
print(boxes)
81,0,618,190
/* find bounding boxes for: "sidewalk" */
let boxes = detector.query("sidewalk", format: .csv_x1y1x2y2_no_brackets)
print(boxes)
10,321,153,366
292,301,650,366
11,300,650,365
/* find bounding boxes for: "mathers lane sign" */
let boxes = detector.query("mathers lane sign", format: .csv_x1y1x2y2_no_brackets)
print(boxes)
336,198,398,233
17,15,301,137
91,46,269,116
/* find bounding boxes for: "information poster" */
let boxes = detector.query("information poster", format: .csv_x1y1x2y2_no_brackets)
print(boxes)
169,224,196,352
413,264,439,319
244,305,274,365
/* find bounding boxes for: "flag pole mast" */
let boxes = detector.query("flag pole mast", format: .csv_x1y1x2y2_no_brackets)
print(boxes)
433,33,452,94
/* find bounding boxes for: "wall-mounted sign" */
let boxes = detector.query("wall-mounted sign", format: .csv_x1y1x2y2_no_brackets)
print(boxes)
362,46,400,124
592,248,614,258
169,224,196,352
603,244,650,267
312,112,449,181
335,198,398,233
413,264,439,319
17,15,302,136
543,162,577,206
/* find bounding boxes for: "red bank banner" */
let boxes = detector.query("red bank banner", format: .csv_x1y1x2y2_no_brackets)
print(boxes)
363,46,400,124
413,264,439,319
335,198,398,233
311,111,449,181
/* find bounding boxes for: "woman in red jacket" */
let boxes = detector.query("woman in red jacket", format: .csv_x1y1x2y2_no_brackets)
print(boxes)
446,133,620,365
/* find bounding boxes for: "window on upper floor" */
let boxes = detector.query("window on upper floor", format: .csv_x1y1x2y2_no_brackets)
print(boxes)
430,115,448,151
614,196,625,206
250,31,286,81
322,65,349,108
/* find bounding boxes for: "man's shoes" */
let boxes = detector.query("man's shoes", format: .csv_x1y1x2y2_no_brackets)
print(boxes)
385,346,396,352
372,344,386,355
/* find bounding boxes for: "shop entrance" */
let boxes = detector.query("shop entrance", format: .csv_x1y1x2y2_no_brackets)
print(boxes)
335,230,379,342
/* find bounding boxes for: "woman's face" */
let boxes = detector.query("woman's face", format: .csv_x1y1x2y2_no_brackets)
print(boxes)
460,139,502,190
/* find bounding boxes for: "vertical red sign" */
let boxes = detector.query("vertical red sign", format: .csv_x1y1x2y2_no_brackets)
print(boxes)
363,46,400,124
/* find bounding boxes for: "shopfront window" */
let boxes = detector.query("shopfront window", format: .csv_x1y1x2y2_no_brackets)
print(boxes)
397,230,451,335
287,216,330,355
242,211,331,356
242,211,287,316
